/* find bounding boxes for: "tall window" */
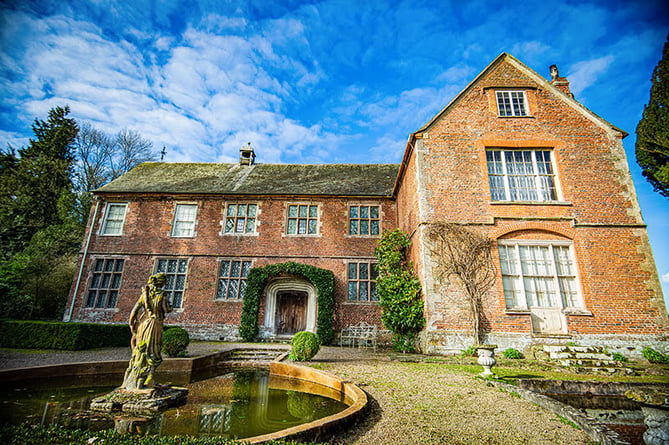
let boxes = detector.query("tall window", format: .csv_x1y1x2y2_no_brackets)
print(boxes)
224,203,257,234
85,258,124,308
347,262,379,302
349,205,380,236
496,91,528,116
486,149,558,202
101,203,128,236
498,242,580,310
171,204,197,237
155,258,188,308
215,259,252,299
286,204,318,235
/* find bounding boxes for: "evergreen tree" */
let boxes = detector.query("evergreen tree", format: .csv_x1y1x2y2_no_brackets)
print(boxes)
636,34,669,198
0,106,78,256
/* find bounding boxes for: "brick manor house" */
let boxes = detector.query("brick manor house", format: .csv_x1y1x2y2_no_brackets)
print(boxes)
65,53,668,354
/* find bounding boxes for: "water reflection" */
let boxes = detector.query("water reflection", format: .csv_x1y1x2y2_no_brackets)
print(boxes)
0,368,347,440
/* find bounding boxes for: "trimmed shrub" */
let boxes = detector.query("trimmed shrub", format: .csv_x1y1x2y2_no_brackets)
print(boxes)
163,326,190,357
0,320,131,350
289,331,320,361
502,348,523,359
642,347,669,364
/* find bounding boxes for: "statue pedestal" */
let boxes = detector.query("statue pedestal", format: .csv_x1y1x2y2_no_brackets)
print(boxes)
91,385,188,413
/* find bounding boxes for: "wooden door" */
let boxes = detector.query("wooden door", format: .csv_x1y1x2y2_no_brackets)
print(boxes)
530,308,567,334
275,291,307,335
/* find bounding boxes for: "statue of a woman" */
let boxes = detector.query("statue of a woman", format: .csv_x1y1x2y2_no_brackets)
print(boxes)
122,273,172,390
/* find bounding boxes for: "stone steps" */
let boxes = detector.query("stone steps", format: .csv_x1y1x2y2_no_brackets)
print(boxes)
227,349,285,362
542,345,637,376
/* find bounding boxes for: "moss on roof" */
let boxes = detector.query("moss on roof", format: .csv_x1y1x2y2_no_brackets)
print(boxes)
96,162,400,197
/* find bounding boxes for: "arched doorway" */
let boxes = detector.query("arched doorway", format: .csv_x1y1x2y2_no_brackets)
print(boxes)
263,278,317,338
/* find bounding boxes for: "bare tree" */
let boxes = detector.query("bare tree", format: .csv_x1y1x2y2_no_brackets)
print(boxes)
111,129,155,178
73,124,157,220
426,222,496,345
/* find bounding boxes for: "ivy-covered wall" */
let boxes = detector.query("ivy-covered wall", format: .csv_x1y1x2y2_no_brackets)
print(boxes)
239,262,335,345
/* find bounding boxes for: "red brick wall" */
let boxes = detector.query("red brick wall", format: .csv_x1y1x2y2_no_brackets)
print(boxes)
416,57,667,337
66,195,395,334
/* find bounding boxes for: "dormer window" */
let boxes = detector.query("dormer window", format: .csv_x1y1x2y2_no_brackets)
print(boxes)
496,91,528,116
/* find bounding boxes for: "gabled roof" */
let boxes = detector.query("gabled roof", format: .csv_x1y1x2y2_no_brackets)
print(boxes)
418,52,627,136
393,52,627,195
96,162,400,197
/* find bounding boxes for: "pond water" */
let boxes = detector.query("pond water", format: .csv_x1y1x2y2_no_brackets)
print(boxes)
0,368,348,440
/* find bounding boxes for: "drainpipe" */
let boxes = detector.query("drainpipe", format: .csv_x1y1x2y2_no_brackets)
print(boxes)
66,199,100,322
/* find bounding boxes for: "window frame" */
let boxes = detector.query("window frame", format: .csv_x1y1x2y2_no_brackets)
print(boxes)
497,240,583,312
486,148,560,202
222,202,259,236
285,203,320,236
84,257,125,309
348,204,381,237
100,202,128,236
215,258,253,300
171,203,198,238
346,260,379,303
496,90,529,117
154,257,189,309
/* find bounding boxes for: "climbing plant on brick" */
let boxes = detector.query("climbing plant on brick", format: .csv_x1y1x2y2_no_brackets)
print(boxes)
239,262,335,345
375,229,424,353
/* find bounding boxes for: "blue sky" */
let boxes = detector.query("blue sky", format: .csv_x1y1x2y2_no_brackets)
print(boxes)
1,0,668,304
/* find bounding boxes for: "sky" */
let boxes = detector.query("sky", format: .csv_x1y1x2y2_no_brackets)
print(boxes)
0,0,668,304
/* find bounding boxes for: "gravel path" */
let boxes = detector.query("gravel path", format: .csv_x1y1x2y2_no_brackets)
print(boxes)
0,342,591,444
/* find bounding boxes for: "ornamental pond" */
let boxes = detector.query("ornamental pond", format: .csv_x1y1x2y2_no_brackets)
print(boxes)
0,367,349,440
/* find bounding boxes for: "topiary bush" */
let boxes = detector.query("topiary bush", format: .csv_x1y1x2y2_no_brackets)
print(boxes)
289,331,320,361
163,326,190,357
502,348,523,359
642,346,669,364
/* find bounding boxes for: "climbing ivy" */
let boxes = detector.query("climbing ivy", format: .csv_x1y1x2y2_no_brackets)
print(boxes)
239,262,335,345
375,229,425,352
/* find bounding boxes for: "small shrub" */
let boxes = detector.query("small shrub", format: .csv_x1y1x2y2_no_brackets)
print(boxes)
289,331,320,361
642,347,669,364
461,345,477,357
163,327,190,357
612,352,627,362
392,333,417,353
502,348,523,359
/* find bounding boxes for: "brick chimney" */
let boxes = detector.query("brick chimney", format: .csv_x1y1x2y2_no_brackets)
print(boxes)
549,64,574,98
239,142,256,166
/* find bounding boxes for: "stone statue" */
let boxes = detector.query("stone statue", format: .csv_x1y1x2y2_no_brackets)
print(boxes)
122,273,172,390
91,272,187,413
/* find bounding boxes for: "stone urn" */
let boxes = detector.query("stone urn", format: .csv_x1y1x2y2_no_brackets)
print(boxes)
475,344,497,376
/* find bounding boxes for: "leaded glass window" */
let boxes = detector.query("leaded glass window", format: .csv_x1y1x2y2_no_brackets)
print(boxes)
286,204,318,235
155,258,188,308
224,203,257,234
347,261,379,302
216,259,252,299
85,258,124,308
498,242,581,310
349,205,380,236
486,149,558,202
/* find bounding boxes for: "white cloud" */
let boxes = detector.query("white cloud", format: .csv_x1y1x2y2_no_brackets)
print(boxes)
662,271,669,284
567,55,615,96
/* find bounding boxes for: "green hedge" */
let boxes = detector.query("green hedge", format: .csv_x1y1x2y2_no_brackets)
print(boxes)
239,262,335,345
0,320,131,350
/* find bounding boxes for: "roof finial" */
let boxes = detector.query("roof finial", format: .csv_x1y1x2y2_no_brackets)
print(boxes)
160,146,167,162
